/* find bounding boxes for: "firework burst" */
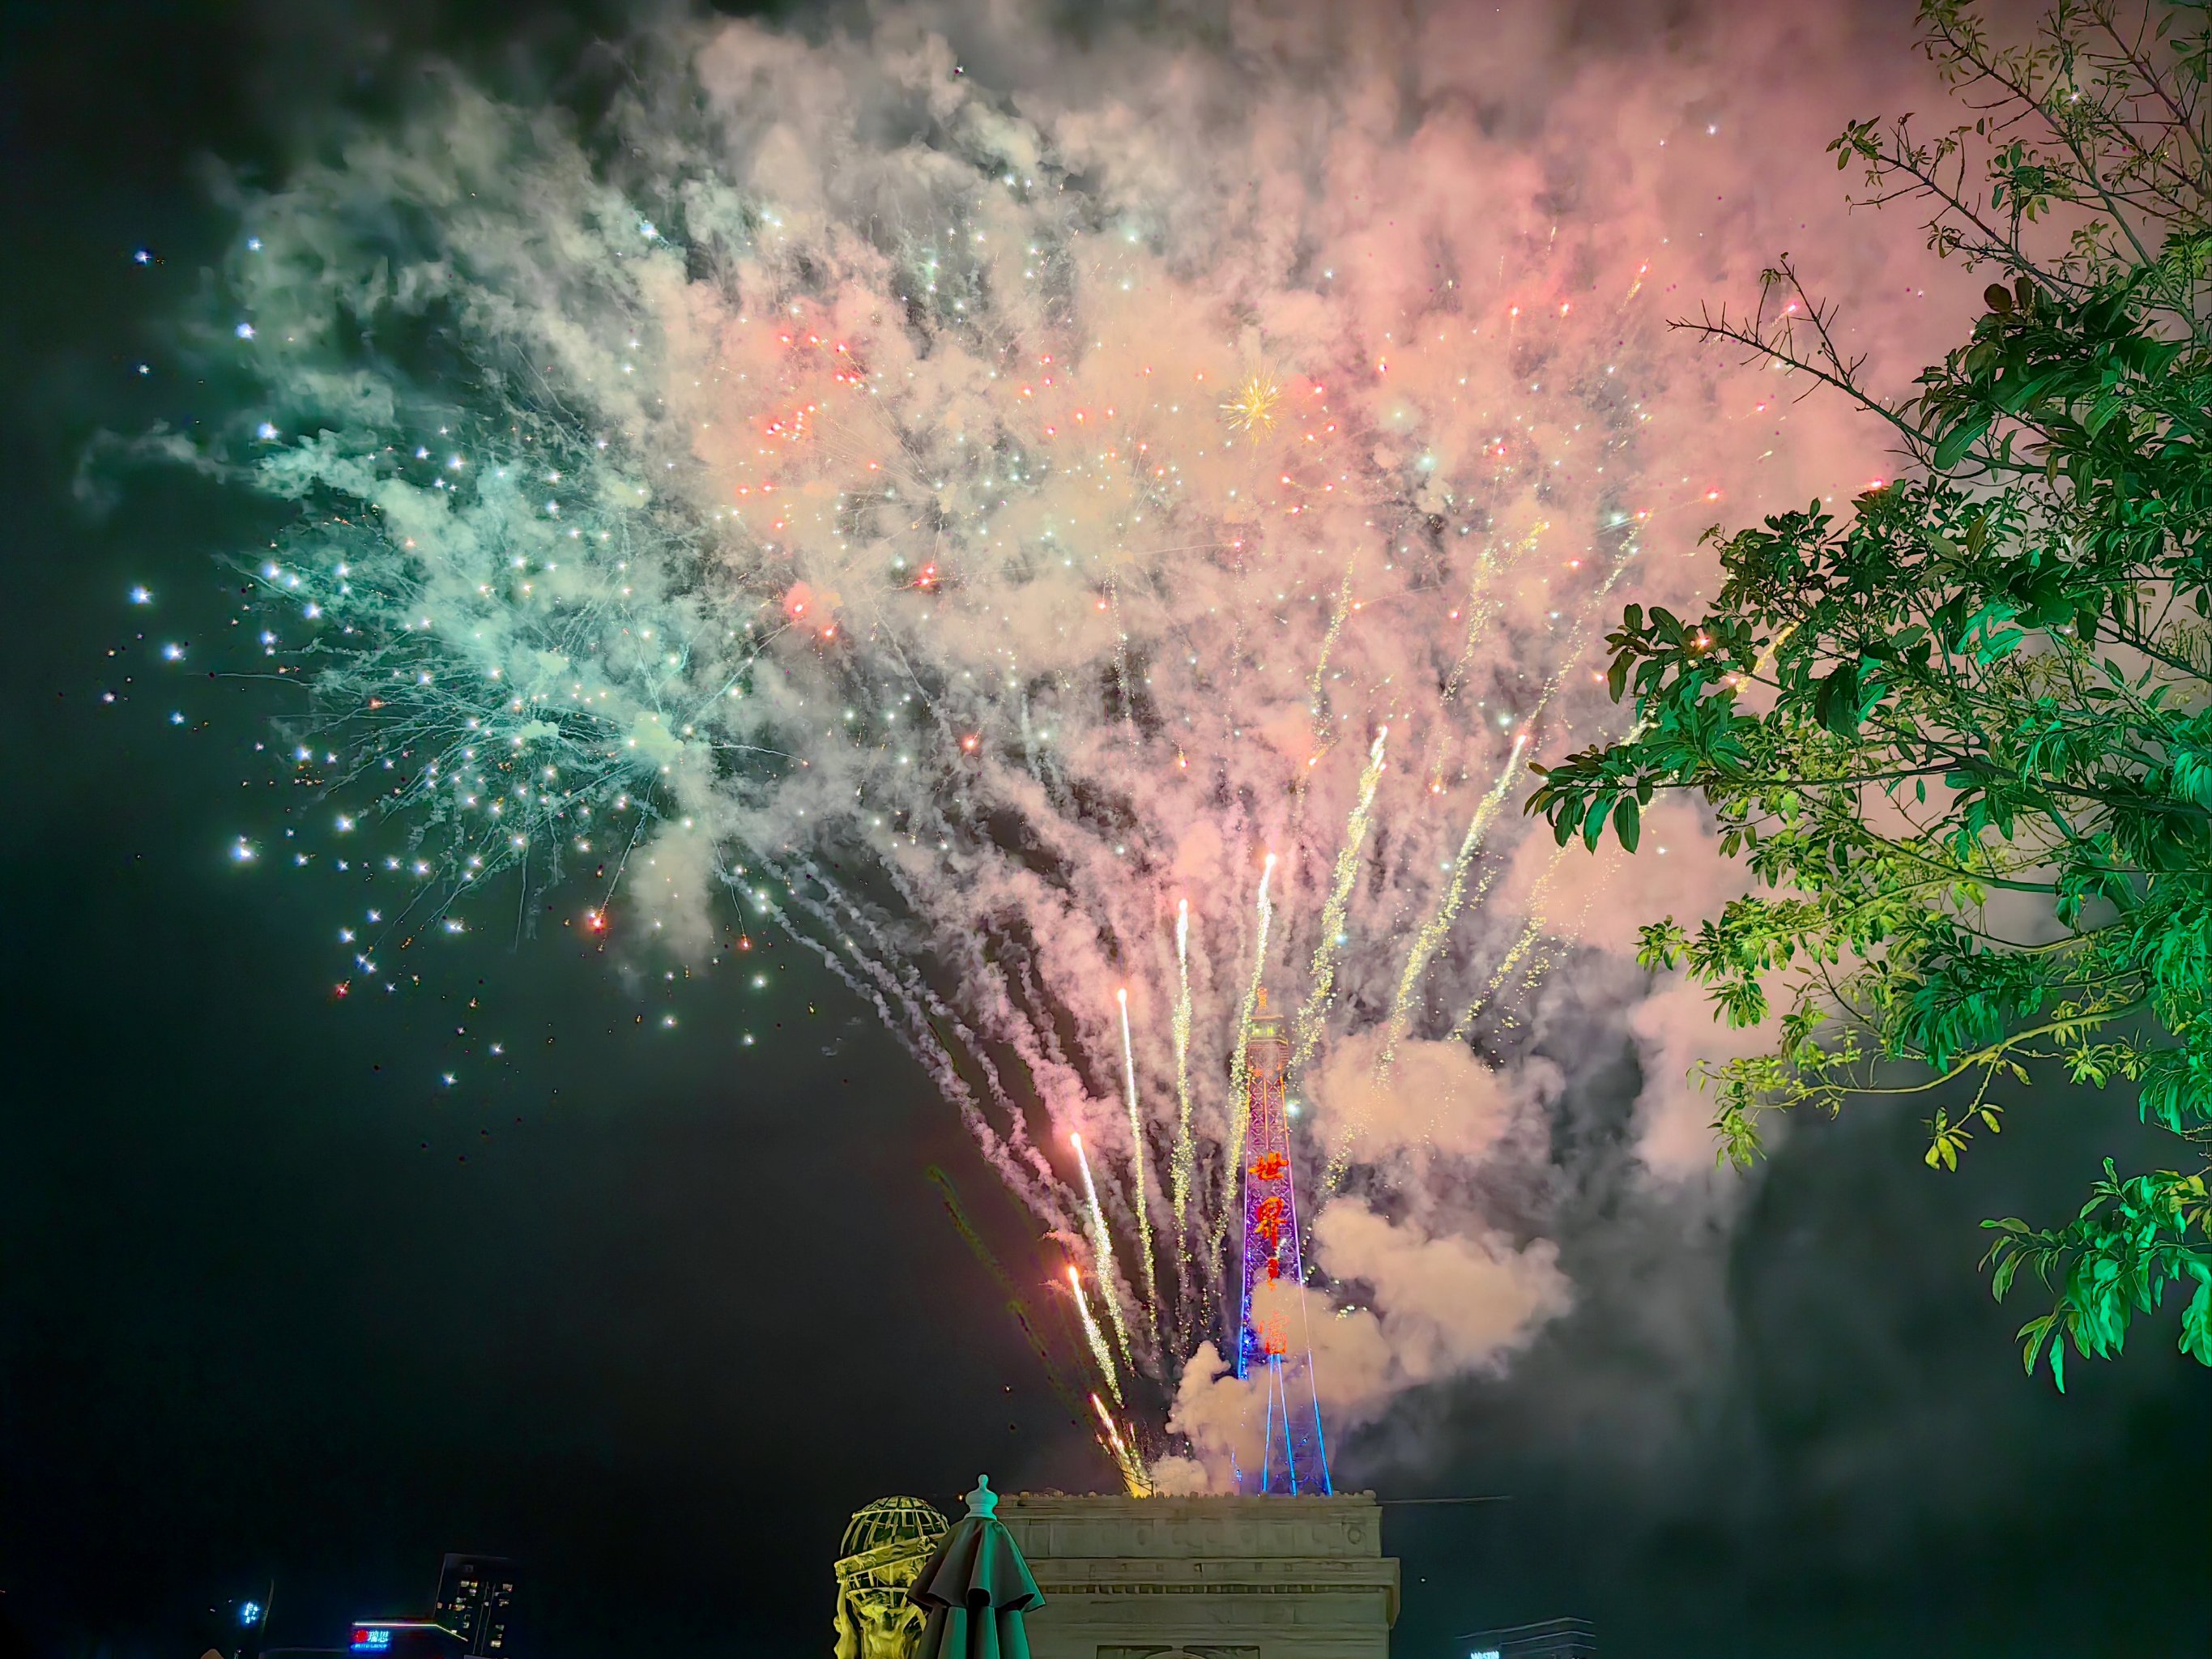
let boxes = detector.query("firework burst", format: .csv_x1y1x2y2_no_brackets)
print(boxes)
148,1,1832,1492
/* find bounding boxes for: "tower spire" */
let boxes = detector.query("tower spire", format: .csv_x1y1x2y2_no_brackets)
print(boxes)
1234,989,1331,1495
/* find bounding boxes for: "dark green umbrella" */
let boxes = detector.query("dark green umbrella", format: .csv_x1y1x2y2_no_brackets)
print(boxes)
909,1477,1043,1659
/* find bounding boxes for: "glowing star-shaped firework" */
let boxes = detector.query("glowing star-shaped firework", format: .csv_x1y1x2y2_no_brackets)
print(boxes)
1219,372,1283,433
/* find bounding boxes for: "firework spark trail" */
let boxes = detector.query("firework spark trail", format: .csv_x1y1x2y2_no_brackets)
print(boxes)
1421,525,1528,790
1495,847,1618,1034
1755,620,1798,678
1375,538,1640,1061
1091,1392,1152,1495
892,816,1212,1304
1318,744,1517,1192
1210,853,1276,1272
1323,536,1650,1184
782,857,1068,1196
1451,847,1569,1039
1072,1132,1138,1371
1307,554,1359,705
1503,932,1567,1026
1311,731,1528,1189
1382,736,1524,1045
1115,986,1162,1337
1068,1268,1123,1405
1170,898,1196,1248
769,868,1029,1158
1430,549,1650,1053
1289,725,1389,1080
1455,911,1546,1036
871,858,1091,1175
773,896,1045,1203
882,755,1219,1302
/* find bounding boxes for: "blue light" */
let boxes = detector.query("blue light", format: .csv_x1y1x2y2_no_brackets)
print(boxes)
352,1630,392,1652
239,1602,262,1627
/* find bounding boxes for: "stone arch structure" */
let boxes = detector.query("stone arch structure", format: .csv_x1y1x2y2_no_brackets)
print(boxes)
996,1494,1397,1659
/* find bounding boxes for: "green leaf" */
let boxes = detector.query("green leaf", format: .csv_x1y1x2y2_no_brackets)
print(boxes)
1933,411,1993,471
1583,791,1614,852
1813,662,1863,735
1975,626,2026,665
2182,1277,2212,1367
1613,795,1641,853
1992,1251,2021,1299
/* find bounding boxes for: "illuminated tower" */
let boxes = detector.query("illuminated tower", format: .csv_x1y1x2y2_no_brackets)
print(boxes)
1234,989,1332,1494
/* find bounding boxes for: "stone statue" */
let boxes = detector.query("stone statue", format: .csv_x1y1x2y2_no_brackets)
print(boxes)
833,1496,950,1659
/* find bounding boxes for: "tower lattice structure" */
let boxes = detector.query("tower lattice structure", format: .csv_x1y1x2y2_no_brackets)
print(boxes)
1234,989,1332,1495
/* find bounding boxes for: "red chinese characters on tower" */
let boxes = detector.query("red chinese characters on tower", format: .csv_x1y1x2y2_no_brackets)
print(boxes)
1233,994,1332,1493
1251,1195,1288,1247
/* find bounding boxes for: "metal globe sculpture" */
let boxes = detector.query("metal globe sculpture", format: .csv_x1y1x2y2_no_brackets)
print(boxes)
833,1498,951,1659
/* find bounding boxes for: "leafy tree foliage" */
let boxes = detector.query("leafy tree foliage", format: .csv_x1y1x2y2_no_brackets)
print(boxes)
1528,0,2212,1386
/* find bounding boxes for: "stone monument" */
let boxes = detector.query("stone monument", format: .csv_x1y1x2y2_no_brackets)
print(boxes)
993,1492,1398,1659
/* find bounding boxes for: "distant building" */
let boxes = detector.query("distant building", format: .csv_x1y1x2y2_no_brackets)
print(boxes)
433,1556,517,1657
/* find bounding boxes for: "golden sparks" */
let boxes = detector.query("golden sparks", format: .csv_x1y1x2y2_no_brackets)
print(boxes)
1220,372,1283,433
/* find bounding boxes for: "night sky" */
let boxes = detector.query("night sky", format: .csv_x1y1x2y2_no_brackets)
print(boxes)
2,5,2206,1658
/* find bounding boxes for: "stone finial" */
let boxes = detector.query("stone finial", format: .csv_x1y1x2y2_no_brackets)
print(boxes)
963,1475,999,1518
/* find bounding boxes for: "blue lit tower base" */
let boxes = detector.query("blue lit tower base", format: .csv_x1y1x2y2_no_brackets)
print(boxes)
1234,990,1331,1495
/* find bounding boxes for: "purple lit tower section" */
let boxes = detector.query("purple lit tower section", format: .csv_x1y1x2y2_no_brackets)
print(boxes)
1234,989,1332,1495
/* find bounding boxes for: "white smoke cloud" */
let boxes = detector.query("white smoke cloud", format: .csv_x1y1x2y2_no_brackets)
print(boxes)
1627,973,1775,1179
1312,1200,1571,1409
1500,799,1772,1173
1502,801,1748,960
202,0,1971,1485
1166,1205,1571,1491
1163,1340,1267,1488
1307,1029,1556,1166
